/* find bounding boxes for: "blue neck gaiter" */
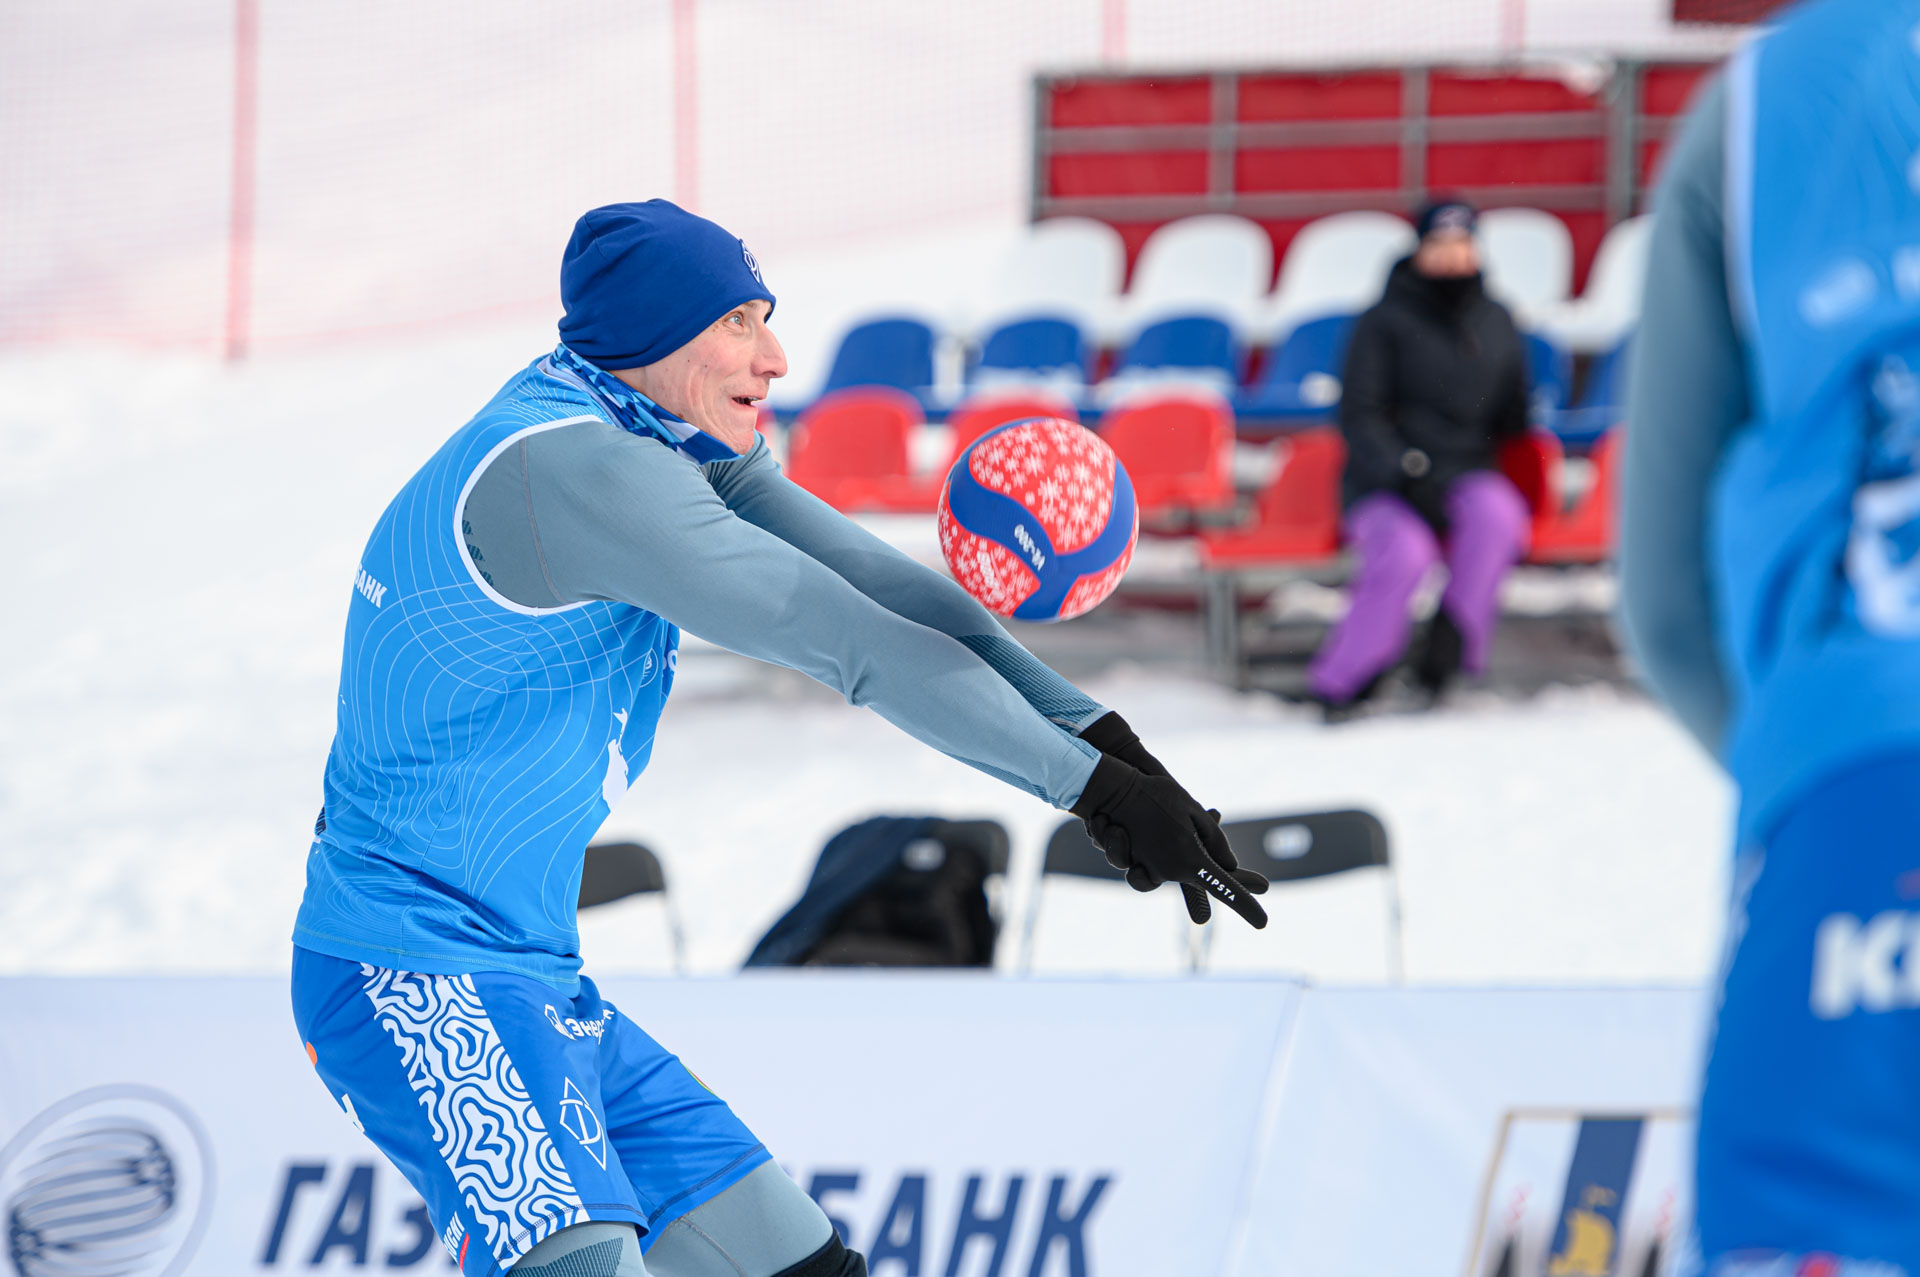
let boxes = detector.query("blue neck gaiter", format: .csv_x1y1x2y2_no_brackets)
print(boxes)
543,343,738,464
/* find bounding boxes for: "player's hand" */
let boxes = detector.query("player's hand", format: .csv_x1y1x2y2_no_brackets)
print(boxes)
1070,754,1269,929
1079,710,1175,779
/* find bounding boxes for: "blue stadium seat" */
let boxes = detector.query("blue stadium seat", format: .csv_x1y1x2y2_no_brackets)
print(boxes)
1549,334,1632,447
973,316,1090,383
1525,331,1572,426
1233,314,1357,426
822,317,937,397
1112,315,1239,386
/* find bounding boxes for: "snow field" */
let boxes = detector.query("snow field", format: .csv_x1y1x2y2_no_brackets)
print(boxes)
0,325,1733,984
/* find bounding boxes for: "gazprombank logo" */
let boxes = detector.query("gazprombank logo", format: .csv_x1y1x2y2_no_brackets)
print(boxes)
0,1084,216,1277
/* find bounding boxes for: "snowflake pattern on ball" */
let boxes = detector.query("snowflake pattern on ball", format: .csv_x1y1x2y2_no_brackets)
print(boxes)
965,419,1115,553
937,419,1136,620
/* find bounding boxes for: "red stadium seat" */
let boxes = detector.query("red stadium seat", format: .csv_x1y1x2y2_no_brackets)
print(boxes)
1199,427,1346,568
945,392,1080,459
784,388,922,512
1099,394,1236,519
1526,428,1620,563
1498,429,1563,544
861,392,1081,513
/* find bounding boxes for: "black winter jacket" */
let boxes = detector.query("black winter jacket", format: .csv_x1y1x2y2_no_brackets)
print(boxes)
1337,257,1531,526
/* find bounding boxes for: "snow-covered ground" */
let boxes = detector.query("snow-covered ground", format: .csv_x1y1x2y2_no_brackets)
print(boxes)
0,325,1734,986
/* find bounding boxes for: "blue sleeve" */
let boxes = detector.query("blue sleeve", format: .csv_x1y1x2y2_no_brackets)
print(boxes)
1618,73,1749,762
520,425,1099,809
704,438,1110,733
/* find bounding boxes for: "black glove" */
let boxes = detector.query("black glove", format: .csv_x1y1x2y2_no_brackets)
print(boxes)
1070,753,1269,929
1079,710,1173,779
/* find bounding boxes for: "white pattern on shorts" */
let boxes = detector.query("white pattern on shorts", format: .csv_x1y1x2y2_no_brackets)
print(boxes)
359,966,585,1266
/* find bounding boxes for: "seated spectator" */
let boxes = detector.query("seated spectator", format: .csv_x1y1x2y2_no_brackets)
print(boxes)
1305,200,1532,714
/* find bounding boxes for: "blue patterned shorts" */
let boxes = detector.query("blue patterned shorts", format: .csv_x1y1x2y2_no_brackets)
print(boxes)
291,947,769,1276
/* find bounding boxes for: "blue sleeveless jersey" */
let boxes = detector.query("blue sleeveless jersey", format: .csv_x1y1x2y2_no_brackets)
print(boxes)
295,360,678,990
1715,0,1920,836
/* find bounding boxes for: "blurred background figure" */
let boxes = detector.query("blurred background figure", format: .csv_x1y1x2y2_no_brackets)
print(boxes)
1621,0,1920,1266
1305,200,1532,716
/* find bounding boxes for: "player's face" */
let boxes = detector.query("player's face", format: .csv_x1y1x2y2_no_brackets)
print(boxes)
1414,229,1480,278
614,299,786,454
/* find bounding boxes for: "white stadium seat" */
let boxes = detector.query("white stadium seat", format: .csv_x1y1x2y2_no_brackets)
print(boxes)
1121,213,1273,343
969,216,1126,340
1259,211,1417,345
1533,215,1653,354
1479,207,1574,325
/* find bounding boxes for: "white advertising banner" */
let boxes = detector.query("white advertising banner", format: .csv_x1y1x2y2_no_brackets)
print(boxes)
0,975,1303,1277
0,977,1707,1276
1225,986,1711,1277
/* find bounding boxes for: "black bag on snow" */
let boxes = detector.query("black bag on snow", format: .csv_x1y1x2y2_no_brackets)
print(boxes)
743,816,1007,969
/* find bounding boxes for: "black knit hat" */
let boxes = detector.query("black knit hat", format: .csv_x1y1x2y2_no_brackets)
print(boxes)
1414,199,1478,240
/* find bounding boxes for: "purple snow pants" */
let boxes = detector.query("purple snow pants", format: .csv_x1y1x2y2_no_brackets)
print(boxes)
1307,470,1530,703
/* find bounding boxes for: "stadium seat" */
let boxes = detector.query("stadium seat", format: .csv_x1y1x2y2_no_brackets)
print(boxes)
972,216,1126,341
1123,214,1272,342
1534,216,1652,354
1498,430,1563,528
784,387,922,511
861,392,1081,513
1526,427,1621,564
1233,314,1357,425
1550,334,1631,445
1198,427,1347,568
821,316,938,398
945,392,1080,456
1525,331,1573,424
1478,207,1574,325
1104,314,1240,403
1099,393,1237,519
970,315,1091,391
1259,211,1416,345
575,842,686,974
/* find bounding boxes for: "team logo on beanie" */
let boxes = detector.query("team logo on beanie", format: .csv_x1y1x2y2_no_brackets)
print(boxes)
741,242,765,286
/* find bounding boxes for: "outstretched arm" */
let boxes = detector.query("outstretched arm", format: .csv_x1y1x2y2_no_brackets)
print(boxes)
704,438,1109,733
704,436,1268,926
467,420,1267,925
517,422,1100,808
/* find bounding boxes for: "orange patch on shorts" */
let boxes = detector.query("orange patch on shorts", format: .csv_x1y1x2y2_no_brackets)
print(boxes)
305,1042,318,1067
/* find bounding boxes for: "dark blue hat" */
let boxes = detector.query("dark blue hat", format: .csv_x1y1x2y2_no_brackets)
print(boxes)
559,200,775,371
1415,198,1478,240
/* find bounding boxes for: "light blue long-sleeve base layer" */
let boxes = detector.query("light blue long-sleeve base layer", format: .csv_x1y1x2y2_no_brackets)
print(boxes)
463,415,1107,739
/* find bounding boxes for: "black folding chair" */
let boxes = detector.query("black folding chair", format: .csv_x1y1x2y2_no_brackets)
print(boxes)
578,841,686,973
1023,809,1403,979
1019,820,1192,973
1209,809,1403,980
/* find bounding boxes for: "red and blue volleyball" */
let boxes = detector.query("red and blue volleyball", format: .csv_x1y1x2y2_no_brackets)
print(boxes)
936,418,1138,622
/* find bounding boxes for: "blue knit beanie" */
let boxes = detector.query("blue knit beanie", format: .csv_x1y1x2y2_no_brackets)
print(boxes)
559,200,775,371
